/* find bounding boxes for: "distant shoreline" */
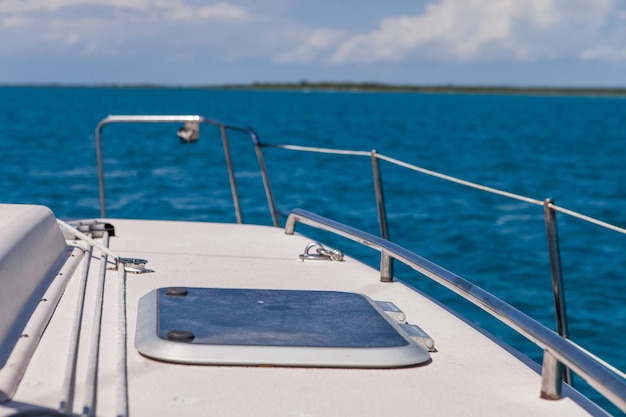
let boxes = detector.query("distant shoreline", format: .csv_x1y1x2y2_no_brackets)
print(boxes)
3,82,626,97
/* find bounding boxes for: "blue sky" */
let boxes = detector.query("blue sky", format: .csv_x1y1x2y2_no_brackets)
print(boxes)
1,0,626,87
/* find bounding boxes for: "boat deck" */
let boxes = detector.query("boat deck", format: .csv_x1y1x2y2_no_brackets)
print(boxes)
0,216,602,416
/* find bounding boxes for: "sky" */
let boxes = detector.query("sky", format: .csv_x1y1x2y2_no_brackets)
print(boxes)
1,0,626,87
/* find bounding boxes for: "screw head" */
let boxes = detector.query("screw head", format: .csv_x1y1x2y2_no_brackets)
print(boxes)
165,287,189,297
167,329,195,342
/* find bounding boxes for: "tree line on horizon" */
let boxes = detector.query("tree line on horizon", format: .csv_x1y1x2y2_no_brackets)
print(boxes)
3,81,626,96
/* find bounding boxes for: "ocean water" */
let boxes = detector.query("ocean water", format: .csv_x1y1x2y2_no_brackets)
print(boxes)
1,86,625,412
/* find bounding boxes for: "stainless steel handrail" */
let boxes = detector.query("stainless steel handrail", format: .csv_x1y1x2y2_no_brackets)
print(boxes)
284,208,626,413
267,142,626,389
94,115,279,226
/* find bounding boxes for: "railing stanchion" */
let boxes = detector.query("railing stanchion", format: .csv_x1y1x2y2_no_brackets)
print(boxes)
543,198,572,385
371,150,394,282
380,252,394,282
371,150,390,240
540,350,564,399
95,122,107,218
220,126,243,224
250,129,280,227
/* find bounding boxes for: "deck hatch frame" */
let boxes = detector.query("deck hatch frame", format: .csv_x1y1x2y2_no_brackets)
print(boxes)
135,287,431,368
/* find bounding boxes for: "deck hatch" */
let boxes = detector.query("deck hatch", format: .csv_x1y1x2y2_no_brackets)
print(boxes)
135,287,431,368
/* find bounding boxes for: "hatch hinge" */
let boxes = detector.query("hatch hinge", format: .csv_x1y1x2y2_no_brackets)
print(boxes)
376,300,436,352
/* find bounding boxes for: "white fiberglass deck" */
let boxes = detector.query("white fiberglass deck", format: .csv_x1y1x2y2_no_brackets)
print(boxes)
0,215,603,417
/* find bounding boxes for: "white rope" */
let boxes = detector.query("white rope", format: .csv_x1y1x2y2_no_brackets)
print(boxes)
59,244,93,415
57,220,130,415
117,265,129,417
57,219,120,260
82,232,110,417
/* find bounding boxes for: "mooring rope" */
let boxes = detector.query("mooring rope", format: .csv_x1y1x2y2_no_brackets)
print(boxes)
81,232,110,417
59,243,93,415
117,265,129,417
57,219,120,260
56,220,130,417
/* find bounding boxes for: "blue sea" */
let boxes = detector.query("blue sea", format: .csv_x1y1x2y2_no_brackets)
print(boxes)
1,86,625,413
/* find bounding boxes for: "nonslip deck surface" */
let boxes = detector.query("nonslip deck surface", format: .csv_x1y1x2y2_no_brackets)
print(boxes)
0,218,602,416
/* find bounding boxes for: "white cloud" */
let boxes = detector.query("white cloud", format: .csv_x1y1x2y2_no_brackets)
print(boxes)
0,0,254,56
2,0,625,73
328,0,617,63
64,32,81,45
0,0,152,14
581,46,626,62
0,15,24,28
199,3,249,20
274,28,345,63
0,0,251,21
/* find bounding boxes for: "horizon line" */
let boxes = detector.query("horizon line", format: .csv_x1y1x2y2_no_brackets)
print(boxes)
2,82,626,96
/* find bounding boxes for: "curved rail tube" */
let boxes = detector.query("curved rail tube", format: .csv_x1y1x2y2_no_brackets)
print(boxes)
94,115,279,226
284,208,626,413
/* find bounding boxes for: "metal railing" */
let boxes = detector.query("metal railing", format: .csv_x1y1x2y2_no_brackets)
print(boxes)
95,115,280,226
264,143,626,388
95,115,626,410
284,208,626,412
